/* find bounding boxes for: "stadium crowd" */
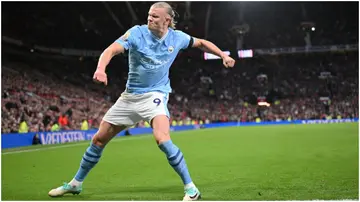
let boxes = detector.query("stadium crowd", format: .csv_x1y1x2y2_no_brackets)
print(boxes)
2,50,358,133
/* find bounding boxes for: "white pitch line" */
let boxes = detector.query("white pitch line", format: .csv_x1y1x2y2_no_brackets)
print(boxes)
2,135,153,155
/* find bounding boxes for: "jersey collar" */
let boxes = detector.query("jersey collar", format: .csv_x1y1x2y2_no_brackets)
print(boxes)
147,27,170,46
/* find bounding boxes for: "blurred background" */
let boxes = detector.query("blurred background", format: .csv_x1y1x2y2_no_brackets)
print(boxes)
1,1,358,133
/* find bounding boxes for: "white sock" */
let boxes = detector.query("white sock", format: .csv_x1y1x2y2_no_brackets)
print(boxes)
69,178,82,187
184,182,195,189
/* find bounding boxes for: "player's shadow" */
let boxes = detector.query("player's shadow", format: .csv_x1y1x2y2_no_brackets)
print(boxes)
96,184,181,194
78,184,184,200
100,182,230,200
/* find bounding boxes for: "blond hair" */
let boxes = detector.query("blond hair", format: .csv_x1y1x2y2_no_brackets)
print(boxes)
151,2,177,29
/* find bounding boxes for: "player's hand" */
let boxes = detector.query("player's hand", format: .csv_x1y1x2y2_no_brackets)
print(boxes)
222,55,235,68
93,70,108,86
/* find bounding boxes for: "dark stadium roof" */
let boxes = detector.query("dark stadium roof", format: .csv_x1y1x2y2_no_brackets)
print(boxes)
2,2,358,50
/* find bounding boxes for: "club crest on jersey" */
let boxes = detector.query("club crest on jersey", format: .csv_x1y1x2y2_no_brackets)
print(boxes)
168,46,174,53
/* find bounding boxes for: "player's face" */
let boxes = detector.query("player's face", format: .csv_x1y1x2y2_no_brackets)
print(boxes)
148,6,170,32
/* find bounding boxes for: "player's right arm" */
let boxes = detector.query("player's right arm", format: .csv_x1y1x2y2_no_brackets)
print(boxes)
93,42,125,86
97,43,125,72
93,26,139,85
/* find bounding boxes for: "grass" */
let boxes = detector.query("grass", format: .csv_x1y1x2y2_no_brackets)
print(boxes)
2,123,359,200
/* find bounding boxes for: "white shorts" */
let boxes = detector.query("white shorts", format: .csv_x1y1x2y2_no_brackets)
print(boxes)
102,91,170,126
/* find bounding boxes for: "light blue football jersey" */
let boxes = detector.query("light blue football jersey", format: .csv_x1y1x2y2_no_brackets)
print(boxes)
116,25,194,94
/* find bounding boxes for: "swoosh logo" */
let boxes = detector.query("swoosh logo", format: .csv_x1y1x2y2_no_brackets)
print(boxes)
189,193,198,200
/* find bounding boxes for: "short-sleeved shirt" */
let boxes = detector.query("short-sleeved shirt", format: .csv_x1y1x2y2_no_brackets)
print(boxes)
116,25,194,94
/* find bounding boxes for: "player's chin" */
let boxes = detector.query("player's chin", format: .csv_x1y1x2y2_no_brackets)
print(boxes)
148,24,157,31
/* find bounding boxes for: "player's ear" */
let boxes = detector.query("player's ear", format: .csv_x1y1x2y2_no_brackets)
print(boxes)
165,15,171,26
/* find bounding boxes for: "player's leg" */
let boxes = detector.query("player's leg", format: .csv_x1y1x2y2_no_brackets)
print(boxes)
152,115,201,201
70,121,127,185
49,95,138,197
48,121,126,197
137,92,200,201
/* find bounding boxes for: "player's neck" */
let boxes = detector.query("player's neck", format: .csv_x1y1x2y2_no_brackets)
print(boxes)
151,27,168,40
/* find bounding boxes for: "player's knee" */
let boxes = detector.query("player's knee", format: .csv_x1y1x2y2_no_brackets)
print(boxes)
91,120,124,148
151,115,171,144
153,129,170,144
92,135,106,148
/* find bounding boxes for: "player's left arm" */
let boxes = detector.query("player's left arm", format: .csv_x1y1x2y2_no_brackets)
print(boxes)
192,37,235,68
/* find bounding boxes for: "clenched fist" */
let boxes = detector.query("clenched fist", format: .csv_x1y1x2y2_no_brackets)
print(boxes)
222,55,235,68
93,70,108,86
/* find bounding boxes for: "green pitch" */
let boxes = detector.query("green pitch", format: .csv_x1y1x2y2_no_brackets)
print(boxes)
2,123,359,200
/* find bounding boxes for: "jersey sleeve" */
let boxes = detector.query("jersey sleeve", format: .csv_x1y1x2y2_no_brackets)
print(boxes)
115,26,140,50
175,30,195,50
